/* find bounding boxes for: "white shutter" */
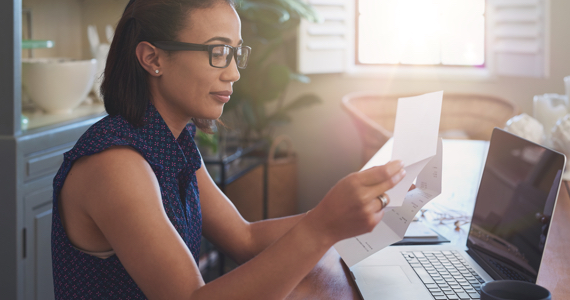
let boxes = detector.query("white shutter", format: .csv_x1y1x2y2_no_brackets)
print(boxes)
488,0,549,78
297,0,352,74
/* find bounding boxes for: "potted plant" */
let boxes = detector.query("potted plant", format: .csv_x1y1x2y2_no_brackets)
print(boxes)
196,0,322,155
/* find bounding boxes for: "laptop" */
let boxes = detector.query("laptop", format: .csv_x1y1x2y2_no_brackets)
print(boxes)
347,128,566,300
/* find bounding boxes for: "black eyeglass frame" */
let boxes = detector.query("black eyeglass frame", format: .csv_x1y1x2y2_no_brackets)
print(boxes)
151,41,251,69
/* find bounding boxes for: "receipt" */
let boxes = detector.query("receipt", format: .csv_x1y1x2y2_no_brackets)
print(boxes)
360,91,443,207
335,91,443,267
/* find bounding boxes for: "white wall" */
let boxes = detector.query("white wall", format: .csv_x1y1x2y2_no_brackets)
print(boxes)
277,0,570,212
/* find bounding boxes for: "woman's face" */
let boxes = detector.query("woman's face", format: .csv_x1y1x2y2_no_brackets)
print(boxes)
155,2,242,122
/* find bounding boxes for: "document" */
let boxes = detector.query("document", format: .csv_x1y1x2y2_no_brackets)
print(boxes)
405,221,439,238
335,91,443,267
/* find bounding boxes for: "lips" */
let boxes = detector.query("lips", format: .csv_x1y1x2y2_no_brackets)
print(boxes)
210,90,232,103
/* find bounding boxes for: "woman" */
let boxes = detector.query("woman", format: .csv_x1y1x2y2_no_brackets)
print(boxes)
51,0,406,299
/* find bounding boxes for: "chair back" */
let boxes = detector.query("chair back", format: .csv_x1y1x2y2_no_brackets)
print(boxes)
342,92,518,165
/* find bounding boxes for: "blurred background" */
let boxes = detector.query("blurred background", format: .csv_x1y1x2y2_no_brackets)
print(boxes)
3,0,570,296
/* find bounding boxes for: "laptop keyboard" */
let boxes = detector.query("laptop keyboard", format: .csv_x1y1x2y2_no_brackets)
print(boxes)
487,258,530,282
402,250,486,300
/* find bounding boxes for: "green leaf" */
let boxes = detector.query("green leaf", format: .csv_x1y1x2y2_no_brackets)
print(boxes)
237,2,290,24
231,0,323,141
196,130,219,154
275,0,323,23
241,101,258,127
267,112,293,126
251,37,284,66
255,25,285,41
281,93,322,112
256,63,291,102
267,63,291,89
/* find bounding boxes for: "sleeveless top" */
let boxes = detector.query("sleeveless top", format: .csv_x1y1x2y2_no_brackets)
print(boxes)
51,102,203,299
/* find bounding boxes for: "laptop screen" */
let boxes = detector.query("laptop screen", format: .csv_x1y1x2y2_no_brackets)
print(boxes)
467,128,565,282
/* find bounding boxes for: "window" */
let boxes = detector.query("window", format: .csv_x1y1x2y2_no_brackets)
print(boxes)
357,0,485,67
297,0,549,78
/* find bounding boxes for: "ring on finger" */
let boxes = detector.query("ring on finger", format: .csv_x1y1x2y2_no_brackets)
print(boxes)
377,194,389,210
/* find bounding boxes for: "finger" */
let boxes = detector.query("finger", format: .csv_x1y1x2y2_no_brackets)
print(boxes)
408,184,416,191
368,195,383,212
358,160,404,186
382,193,391,207
370,194,390,212
364,168,406,200
372,208,386,225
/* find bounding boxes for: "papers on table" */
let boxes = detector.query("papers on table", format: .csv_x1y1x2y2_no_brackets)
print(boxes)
404,221,439,238
335,91,444,267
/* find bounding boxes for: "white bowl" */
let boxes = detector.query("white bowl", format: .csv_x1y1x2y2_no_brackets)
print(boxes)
22,58,97,114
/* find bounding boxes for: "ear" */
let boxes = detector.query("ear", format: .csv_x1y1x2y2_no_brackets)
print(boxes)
135,41,162,76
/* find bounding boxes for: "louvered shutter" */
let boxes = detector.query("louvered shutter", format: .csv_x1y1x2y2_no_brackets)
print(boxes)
297,0,352,74
488,0,549,78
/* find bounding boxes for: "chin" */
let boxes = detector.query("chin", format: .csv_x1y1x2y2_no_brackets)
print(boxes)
211,104,226,119
196,109,224,121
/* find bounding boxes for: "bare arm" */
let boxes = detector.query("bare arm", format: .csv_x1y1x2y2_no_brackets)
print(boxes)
248,215,305,258
195,157,406,299
200,164,413,263
66,147,405,299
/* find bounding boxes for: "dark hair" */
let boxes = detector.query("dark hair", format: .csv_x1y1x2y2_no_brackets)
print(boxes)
101,0,235,131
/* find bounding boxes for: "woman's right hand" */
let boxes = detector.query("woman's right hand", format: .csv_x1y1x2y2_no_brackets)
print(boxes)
307,160,406,244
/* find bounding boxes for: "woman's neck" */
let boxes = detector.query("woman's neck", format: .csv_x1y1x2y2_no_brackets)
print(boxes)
150,99,189,139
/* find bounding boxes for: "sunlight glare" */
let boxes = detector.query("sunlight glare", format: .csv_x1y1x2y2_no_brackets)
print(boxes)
358,0,485,66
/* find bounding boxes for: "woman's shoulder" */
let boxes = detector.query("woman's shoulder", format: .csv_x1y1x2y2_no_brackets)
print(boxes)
66,114,144,161
72,144,151,180
83,114,134,142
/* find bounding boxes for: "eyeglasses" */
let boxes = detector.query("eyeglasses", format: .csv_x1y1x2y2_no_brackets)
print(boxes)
151,41,251,69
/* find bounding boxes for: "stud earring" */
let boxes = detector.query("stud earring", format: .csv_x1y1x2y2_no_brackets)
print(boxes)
155,70,159,74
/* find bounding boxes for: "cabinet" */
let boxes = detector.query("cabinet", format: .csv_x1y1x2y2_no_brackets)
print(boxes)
24,185,55,300
0,0,120,299
1,117,105,300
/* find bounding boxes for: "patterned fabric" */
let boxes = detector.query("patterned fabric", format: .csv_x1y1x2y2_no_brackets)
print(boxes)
51,102,202,299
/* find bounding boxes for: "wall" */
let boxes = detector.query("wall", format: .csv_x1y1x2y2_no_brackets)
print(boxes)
275,0,570,212
22,0,127,60
22,0,83,59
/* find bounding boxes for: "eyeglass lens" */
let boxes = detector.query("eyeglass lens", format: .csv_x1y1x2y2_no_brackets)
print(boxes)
211,45,249,69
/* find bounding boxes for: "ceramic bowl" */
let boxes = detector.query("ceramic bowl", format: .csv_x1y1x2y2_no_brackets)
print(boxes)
22,58,97,114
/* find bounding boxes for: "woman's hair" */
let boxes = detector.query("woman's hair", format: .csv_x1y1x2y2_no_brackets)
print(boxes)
101,0,235,131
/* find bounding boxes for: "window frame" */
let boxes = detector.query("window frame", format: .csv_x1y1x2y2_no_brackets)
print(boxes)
296,0,548,79
348,0,493,80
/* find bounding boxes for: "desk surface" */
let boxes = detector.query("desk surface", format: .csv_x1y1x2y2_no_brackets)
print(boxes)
288,139,570,300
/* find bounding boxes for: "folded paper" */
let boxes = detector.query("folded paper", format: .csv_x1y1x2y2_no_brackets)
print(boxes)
335,91,443,267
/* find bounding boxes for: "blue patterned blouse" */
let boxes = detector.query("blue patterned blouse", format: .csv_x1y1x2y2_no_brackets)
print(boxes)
51,102,203,299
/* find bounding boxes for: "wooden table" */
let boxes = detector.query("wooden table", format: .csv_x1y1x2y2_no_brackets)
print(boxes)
288,139,570,300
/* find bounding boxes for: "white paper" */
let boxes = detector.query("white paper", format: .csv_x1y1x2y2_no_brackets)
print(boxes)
335,91,444,267
405,221,439,238
335,139,443,267
360,91,443,207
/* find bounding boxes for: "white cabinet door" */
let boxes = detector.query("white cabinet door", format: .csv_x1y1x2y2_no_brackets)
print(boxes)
24,186,55,300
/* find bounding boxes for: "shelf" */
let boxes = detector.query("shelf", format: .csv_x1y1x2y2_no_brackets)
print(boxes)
206,156,265,186
203,139,268,165
23,101,106,131
22,40,54,49
203,139,268,186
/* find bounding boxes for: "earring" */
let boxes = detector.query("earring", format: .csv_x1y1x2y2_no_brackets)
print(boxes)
155,70,159,74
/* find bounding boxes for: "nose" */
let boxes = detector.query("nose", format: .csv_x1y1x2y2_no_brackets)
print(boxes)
221,55,240,83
